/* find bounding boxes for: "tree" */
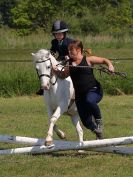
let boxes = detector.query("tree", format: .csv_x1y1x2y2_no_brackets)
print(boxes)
104,1,133,36
11,0,55,35
0,0,18,26
0,0,132,36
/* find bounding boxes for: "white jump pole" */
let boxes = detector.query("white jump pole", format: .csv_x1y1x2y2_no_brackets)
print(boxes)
0,136,133,155
0,135,133,147
92,146,133,155
0,135,45,145
0,144,133,155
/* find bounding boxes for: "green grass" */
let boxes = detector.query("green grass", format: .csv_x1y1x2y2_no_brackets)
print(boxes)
0,95,133,177
0,28,133,49
0,48,133,97
0,28,51,49
0,49,39,97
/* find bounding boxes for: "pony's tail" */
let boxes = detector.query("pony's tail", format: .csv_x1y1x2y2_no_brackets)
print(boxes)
83,48,92,56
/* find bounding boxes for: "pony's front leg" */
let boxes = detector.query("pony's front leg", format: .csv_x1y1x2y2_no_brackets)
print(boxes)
45,115,58,146
45,105,66,146
71,115,84,143
48,108,66,139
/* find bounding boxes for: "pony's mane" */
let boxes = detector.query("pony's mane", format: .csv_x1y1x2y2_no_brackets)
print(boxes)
32,49,58,65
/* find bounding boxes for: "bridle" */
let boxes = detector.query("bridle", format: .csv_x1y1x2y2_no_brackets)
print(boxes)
36,58,61,85
36,58,52,79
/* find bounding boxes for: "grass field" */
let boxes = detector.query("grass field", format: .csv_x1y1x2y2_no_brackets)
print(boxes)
0,48,133,97
0,95,133,177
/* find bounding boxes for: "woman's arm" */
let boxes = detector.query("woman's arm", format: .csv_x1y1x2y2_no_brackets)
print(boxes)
87,56,115,73
52,65,70,79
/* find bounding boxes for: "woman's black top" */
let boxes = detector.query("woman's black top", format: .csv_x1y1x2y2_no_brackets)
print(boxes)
50,37,73,60
69,56,102,99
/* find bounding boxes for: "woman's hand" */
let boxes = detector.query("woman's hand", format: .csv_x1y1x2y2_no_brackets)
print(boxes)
108,64,115,73
52,64,70,79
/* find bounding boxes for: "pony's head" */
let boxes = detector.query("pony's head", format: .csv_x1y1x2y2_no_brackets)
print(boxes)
32,49,57,90
32,49,50,62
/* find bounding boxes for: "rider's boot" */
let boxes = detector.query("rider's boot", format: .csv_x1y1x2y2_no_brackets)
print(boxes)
94,119,103,139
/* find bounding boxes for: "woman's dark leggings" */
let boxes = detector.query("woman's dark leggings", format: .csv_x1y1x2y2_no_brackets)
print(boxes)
75,89,103,131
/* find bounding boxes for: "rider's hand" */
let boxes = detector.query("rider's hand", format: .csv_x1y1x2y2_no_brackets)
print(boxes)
52,65,59,74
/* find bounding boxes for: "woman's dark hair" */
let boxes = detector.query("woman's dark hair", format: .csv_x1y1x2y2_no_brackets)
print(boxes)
68,40,83,53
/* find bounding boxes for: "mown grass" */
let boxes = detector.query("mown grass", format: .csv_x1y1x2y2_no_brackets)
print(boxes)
0,95,133,177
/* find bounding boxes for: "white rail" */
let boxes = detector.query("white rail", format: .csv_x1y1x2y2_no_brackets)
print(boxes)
0,135,133,155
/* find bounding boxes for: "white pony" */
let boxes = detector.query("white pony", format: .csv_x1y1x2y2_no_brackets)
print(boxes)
32,49,83,146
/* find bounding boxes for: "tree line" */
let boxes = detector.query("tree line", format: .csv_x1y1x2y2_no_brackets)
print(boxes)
0,0,133,36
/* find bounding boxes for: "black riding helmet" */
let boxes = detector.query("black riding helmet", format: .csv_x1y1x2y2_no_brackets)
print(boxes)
51,20,69,34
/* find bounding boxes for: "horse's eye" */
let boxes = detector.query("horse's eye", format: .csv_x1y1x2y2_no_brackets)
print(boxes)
47,66,51,69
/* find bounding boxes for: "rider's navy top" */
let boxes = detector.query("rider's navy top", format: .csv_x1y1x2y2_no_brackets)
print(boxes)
69,56,102,99
50,37,73,61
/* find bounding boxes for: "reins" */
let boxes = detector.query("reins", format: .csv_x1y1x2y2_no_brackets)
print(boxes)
57,60,128,79
36,56,129,87
97,65,127,79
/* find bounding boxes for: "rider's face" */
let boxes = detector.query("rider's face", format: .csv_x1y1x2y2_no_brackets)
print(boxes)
54,33,64,41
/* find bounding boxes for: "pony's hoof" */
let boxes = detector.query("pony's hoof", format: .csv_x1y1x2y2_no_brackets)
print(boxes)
45,141,54,147
57,131,66,139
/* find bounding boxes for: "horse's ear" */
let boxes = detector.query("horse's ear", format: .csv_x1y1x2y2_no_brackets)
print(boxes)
45,51,50,58
31,53,35,56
